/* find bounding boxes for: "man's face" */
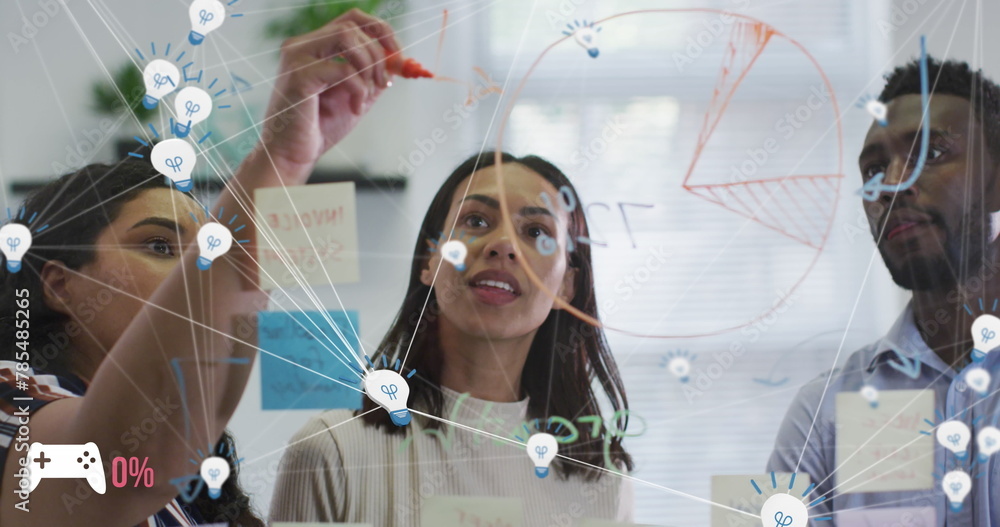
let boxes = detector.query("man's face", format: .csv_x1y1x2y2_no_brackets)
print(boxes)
858,93,998,291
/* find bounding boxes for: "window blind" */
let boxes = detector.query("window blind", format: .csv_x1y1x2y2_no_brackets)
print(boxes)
477,1,897,524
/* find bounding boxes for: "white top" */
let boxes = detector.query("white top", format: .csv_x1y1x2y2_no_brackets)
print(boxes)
269,386,634,526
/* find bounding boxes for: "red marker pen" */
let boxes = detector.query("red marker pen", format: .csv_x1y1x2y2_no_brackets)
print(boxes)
385,50,433,79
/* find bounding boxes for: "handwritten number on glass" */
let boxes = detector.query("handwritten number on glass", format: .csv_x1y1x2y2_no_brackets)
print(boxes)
535,187,653,254
618,201,654,248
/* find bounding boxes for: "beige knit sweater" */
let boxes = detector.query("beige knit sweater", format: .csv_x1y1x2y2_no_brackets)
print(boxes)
269,386,634,527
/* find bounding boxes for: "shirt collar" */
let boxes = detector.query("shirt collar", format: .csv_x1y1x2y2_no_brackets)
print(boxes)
866,300,955,376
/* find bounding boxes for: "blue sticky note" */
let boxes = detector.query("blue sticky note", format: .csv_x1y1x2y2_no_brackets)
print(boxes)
258,310,364,410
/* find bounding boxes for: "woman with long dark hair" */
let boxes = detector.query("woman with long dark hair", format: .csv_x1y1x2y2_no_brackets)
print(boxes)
270,151,634,526
0,9,399,526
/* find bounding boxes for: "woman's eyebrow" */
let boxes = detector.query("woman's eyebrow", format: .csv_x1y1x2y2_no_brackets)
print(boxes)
459,194,500,208
460,194,554,218
128,217,186,235
521,206,553,218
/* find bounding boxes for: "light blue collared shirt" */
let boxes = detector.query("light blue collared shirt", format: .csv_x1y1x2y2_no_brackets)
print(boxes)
768,302,999,526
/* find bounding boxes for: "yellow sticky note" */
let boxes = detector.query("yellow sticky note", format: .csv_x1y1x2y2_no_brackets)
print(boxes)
254,182,359,289
835,389,934,492
421,496,523,527
710,473,810,527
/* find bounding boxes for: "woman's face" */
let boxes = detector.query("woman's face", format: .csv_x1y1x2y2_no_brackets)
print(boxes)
420,163,577,340
48,188,202,354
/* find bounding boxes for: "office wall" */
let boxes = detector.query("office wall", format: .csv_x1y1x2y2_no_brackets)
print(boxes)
3,0,999,521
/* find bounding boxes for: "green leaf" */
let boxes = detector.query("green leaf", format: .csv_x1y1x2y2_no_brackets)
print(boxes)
90,61,156,122
264,0,390,41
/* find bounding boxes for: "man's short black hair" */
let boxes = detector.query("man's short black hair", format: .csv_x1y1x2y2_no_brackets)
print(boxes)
879,56,1000,164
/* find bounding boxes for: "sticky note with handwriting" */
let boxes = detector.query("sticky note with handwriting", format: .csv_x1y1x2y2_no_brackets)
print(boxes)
258,310,363,410
835,506,935,526
421,496,523,527
255,182,359,290
710,473,809,527
835,389,934,493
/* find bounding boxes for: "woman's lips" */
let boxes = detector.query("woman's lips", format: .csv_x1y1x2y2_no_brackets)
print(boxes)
469,284,518,306
467,270,522,306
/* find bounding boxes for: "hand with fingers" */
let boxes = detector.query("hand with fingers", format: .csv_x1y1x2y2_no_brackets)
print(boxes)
255,8,400,178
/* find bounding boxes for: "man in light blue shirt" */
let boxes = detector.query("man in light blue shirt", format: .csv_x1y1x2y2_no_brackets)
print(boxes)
768,57,1000,526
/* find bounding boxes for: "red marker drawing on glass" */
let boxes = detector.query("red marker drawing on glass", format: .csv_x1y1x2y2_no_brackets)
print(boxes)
381,13,501,109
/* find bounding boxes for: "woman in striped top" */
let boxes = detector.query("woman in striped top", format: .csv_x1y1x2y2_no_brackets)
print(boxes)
271,152,636,527
0,9,399,527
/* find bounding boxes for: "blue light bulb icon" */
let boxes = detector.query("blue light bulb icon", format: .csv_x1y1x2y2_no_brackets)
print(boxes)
942,470,971,512
971,314,1000,362
364,370,411,426
199,456,229,499
0,224,31,273
759,493,807,527
196,223,233,271
526,433,557,478
188,0,225,46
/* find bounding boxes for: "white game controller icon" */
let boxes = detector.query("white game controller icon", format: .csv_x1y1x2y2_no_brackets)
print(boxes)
26,442,106,494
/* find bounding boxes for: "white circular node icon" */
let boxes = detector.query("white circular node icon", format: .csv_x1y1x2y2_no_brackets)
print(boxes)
759,493,807,527
864,99,888,126
859,385,878,408
364,369,411,426
526,433,558,479
440,240,467,271
667,357,691,383
965,368,991,396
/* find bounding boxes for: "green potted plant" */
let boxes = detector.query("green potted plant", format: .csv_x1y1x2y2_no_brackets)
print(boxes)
264,0,390,40
90,61,158,160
